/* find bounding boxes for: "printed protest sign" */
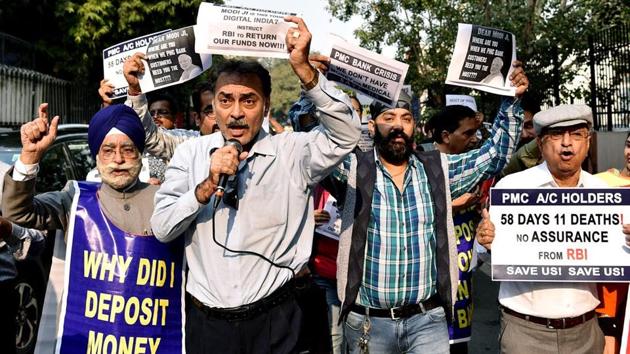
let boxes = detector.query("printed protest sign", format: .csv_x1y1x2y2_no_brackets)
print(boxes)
56,182,185,354
446,24,516,96
138,26,212,93
490,188,630,282
196,3,296,59
315,195,342,240
449,205,478,343
102,30,170,99
327,38,409,106
446,94,478,112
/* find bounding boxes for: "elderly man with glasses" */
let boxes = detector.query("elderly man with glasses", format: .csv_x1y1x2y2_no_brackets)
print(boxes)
477,104,630,354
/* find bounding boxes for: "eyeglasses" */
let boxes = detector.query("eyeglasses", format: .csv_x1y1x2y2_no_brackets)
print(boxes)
544,129,590,141
99,146,139,160
150,109,172,118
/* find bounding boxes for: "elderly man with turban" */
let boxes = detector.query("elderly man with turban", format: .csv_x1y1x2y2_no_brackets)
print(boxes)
2,103,186,353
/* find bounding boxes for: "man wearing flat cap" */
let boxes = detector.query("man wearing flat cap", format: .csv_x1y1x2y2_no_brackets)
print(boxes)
477,104,630,353
2,104,185,352
326,62,529,353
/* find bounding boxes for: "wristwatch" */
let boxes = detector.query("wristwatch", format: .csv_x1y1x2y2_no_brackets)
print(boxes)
301,69,319,91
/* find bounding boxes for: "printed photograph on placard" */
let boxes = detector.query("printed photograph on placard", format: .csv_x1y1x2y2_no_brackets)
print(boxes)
139,26,212,93
446,23,517,96
102,29,170,99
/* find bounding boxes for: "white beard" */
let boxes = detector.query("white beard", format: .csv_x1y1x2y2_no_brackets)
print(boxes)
96,156,142,190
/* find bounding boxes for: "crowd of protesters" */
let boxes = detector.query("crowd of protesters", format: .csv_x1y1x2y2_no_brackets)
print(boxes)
1,13,630,354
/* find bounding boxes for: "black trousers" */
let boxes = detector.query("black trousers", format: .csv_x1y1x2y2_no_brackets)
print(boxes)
0,279,17,354
186,293,302,354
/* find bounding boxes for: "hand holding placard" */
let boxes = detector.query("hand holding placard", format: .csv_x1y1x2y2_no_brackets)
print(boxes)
123,52,146,95
284,16,317,86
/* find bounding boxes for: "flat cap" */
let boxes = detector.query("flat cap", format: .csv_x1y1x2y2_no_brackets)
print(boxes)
533,104,593,135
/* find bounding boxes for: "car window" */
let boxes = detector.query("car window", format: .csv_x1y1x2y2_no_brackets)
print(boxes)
66,140,95,180
37,144,72,193
0,149,21,165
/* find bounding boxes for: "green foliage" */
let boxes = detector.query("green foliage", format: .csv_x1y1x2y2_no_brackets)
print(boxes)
260,58,302,120
327,0,630,108
1,0,223,82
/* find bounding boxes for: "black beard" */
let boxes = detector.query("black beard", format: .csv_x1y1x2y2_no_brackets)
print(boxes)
374,128,414,164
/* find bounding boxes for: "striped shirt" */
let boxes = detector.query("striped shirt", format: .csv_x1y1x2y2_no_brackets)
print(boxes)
358,98,522,309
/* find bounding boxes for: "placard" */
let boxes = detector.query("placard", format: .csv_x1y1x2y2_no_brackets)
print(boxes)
102,30,170,98
56,182,185,353
195,3,296,59
139,26,212,93
490,188,630,282
327,38,409,106
446,24,516,96
446,94,478,112
315,195,342,240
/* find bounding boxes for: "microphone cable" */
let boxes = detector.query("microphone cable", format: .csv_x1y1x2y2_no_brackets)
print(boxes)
211,206,296,279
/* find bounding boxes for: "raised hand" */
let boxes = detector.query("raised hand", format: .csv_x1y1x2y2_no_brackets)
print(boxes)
284,16,317,86
123,52,146,95
509,60,529,98
98,79,115,107
20,103,59,165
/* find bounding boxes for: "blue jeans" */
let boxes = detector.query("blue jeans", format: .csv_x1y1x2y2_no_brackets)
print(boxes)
344,306,449,354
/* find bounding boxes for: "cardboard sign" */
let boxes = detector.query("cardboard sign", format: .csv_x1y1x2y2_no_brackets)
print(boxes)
56,182,185,353
102,30,170,98
449,205,479,343
446,24,517,96
195,3,296,59
315,195,342,240
490,188,630,282
327,38,409,106
446,94,478,112
139,26,212,93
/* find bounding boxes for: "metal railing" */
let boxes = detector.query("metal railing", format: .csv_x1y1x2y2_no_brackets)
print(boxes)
589,24,630,131
0,64,100,127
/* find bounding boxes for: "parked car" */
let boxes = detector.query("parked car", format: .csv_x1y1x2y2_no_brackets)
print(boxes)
0,124,94,354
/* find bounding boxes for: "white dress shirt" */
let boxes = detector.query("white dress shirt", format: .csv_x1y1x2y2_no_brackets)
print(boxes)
151,74,361,308
496,162,605,318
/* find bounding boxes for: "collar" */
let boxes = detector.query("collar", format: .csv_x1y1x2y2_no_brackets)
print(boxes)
537,161,585,187
373,148,417,171
221,129,275,158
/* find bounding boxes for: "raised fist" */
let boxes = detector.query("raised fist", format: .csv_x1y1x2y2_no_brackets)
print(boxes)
20,103,59,164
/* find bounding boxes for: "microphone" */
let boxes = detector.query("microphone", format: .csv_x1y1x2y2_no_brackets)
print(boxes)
213,138,243,208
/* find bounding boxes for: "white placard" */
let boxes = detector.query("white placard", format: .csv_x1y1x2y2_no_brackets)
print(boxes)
315,195,342,240
446,94,478,112
195,3,296,59
327,37,409,106
446,24,517,96
138,26,212,93
490,188,630,282
102,30,170,98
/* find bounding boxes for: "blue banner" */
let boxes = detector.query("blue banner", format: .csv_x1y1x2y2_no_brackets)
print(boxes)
448,205,478,343
57,182,185,353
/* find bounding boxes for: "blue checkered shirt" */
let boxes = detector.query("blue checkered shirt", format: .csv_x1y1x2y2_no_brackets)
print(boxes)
358,98,522,309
